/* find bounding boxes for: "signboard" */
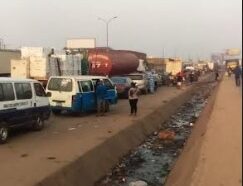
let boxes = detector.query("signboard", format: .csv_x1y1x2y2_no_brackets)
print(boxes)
66,38,96,49
225,48,241,56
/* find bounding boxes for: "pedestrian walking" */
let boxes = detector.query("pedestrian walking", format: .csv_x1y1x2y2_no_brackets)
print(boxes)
96,79,107,116
233,65,242,87
227,67,232,77
128,82,139,116
176,72,183,89
215,70,219,81
189,71,194,84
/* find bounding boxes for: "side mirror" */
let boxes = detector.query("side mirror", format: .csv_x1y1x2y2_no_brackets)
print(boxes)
46,92,52,97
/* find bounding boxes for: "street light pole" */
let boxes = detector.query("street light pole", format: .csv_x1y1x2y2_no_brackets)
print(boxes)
98,16,118,48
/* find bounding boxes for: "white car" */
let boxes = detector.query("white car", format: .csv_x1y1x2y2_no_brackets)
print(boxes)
126,73,149,94
0,78,51,143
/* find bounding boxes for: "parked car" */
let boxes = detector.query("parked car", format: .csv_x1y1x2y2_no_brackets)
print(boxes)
126,73,149,94
0,78,51,144
46,76,118,115
110,76,132,98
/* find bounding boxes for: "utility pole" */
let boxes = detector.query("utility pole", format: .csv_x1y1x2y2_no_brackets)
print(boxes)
98,16,118,48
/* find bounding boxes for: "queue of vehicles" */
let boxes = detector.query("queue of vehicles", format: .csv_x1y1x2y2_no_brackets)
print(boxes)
1,47,214,144
0,71,162,144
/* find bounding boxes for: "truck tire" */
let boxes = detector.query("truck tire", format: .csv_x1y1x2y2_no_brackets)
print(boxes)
33,115,44,131
0,123,9,144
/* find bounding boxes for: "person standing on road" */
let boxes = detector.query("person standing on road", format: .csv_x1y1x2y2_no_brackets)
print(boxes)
227,67,232,77
176,72,183,89
96,79,107,116
233,65,242,87
215,70,219,81
128,82,139,116
189,71,194,84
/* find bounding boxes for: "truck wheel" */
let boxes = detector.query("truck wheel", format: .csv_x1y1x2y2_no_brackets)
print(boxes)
33,115,44,131
0,124,9,144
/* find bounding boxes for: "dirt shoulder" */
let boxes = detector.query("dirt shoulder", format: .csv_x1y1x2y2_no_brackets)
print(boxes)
166,76,242,186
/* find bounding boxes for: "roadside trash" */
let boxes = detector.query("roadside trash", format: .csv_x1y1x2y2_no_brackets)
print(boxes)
47,156,56,160
153,131,158,136
129,180,148,186
20,154,28,158
158,130,175,140
96,82,214,186
68,127,76,131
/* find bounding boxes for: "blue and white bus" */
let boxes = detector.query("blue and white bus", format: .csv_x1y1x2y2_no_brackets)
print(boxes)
46,76,118,114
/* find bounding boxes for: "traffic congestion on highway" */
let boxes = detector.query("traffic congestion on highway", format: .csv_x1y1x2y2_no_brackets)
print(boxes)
0,57,212,144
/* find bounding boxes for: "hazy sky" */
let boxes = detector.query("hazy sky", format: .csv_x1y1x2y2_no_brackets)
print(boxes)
0,0,242,59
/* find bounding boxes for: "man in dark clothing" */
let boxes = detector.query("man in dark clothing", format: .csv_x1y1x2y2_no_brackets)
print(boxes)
96,80,107,116
233,65,242,87
189,71,194,84
215,70,219,81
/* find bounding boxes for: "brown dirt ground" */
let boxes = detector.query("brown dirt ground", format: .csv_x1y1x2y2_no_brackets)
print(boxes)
166,75,242,186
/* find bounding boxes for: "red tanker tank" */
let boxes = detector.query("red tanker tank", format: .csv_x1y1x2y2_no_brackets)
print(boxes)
88,50,139,76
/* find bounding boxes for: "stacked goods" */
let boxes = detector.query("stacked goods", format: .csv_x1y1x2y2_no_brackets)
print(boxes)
59,55,74,76
73,55,81,75
49,57,60,76
29,56,49,79
55,54,82,76
11,59,30,78
72,55,82,75
10,47,83,79
21,47,51,59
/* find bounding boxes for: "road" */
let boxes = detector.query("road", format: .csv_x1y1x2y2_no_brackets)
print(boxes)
166,74,242,186
0,81,192,186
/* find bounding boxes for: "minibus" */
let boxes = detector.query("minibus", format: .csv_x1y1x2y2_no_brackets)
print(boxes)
46,76,118,114
0,78,50,143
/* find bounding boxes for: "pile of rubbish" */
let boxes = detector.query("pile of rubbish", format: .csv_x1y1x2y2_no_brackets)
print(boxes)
96,83,216,186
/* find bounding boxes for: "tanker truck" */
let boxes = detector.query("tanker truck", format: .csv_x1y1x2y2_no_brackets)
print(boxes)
88,49,143,76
